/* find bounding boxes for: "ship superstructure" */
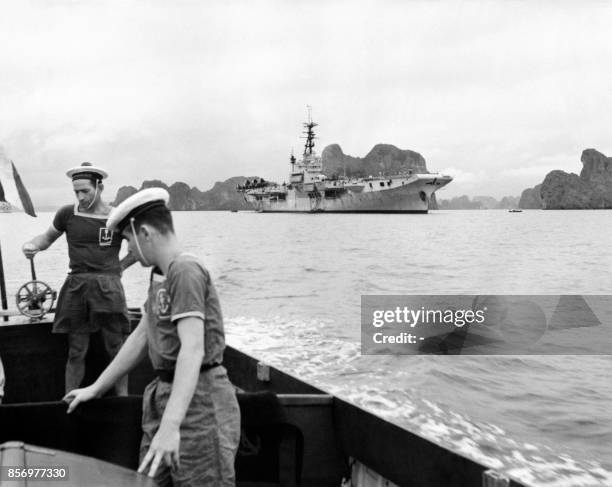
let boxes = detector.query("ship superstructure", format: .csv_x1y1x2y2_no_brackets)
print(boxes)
238,113,452,213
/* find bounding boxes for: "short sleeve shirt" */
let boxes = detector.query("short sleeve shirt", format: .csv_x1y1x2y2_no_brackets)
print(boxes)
144,253,225,370
53,204,122,274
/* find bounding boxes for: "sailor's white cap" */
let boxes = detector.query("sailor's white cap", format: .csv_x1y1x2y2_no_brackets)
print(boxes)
66,162,108,181
107,188,170,233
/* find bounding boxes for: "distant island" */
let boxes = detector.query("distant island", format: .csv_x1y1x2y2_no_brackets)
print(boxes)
437,195,520,210
321,143,428,178
519,149,612,209
113,177,256,211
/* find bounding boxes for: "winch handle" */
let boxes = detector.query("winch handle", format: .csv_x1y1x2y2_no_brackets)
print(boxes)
27,254,37,281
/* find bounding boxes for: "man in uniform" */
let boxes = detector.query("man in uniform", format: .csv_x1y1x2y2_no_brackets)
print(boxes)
22,162,134,395
64,188,241,486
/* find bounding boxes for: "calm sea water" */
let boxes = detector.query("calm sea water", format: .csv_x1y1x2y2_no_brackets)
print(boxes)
1,209,611,486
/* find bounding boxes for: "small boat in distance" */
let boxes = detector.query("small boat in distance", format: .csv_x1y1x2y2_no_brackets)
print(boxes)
238,112,452,213
508,209,523,213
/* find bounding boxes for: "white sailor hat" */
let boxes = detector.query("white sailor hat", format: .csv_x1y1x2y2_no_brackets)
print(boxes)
107,187,170,233
66,162,108,181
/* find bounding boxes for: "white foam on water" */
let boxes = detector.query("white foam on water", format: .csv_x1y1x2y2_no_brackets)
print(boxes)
226,315,612,487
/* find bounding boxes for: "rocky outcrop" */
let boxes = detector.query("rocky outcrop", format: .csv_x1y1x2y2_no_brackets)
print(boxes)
438,195,520,210
472,196,498,209
113,177,258,211
168,182,202,210
141,180,169,190
497,196,520,209
580,148,612,184
518,184,543,209
321,143,428,178
540,149,612,209
438,195,483,210
540,171,593,209
113,186,138,206
199,177,255,210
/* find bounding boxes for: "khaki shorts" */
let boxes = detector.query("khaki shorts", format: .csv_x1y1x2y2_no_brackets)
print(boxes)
53,273,129,334
140,366,241,487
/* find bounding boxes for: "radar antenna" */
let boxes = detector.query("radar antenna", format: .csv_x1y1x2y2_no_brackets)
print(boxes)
301,105,318,156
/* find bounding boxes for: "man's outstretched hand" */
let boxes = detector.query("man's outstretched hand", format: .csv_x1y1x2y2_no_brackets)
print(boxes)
63,385,98,414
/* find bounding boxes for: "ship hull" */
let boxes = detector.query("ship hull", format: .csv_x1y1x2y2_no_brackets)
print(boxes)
244,175,451,213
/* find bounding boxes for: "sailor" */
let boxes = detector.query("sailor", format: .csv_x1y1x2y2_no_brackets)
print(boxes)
64,188,240,486
22,162,135,395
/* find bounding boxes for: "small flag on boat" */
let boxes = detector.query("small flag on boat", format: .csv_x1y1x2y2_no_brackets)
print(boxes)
11,160,36,217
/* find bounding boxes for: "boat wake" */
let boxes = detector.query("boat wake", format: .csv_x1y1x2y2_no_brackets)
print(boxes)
226,315,612,487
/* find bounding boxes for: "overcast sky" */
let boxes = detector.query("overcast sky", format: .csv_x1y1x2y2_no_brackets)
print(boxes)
1,0,611,206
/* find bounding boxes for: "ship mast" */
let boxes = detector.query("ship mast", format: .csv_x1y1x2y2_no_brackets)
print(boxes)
302,105,318,156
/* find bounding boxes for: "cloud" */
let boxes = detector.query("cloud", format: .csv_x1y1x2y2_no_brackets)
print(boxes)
1,1,611,205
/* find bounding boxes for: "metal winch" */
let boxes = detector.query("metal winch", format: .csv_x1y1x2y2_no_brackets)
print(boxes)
15,256,57,319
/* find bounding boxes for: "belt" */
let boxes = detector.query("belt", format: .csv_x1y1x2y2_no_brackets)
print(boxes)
68,272,121,277
155,363,222,382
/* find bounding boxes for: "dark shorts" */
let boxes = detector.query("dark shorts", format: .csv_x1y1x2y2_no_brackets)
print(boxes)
53,273,129,334
141,367,241,487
